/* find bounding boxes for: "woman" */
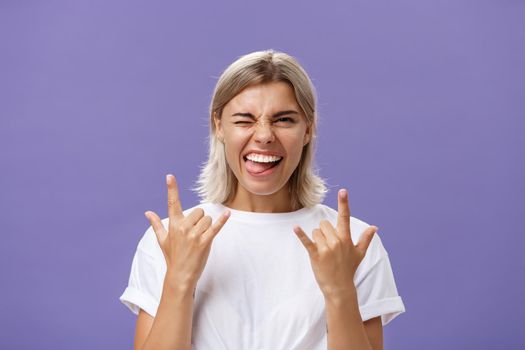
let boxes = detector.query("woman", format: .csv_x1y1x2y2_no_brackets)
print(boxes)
120,50,405,350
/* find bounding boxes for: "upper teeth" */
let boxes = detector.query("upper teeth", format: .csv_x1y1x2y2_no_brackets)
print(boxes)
246,153,282,163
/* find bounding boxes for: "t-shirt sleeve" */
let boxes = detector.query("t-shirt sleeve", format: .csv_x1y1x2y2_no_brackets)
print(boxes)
119,227,166,318
353,229,406,326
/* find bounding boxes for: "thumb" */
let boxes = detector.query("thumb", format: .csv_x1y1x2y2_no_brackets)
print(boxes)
144,211,168,245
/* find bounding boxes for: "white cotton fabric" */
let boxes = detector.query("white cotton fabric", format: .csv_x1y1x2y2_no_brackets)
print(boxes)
120,202,406,349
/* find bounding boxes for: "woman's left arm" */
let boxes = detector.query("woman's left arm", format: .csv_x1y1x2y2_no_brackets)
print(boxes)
293,188,382,350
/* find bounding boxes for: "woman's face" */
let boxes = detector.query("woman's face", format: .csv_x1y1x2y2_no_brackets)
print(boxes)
214,81,311,199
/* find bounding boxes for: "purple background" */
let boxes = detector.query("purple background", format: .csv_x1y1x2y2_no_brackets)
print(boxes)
1,0,524,349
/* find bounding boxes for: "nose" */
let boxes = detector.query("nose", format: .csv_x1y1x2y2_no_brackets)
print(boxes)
253,119,275,144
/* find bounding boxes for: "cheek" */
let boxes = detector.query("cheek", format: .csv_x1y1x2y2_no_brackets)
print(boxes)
224,126,249,142
285,134,307,161
289,146,305,165
225,146,240,164
223,137,245,168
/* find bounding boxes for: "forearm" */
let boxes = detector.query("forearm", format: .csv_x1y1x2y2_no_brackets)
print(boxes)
141,273,195,350
325,286,373,350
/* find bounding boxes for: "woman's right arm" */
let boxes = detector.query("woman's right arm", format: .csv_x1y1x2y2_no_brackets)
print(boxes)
134,174,230,350
134,279,194,350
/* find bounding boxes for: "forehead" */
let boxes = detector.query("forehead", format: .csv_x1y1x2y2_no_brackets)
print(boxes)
226,81,300,111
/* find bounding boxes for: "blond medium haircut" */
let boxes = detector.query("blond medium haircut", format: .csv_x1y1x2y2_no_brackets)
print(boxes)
193,50,327,209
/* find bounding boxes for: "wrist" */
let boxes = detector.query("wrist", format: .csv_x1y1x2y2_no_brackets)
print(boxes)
323,285,358,306
164,270,197,297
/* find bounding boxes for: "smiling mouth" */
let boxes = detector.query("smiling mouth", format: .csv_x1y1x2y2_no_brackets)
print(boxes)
243,156,283,175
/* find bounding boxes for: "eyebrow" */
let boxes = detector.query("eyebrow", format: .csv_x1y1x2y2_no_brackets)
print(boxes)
231,110,299,119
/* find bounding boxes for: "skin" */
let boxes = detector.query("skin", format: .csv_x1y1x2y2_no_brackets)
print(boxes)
136,175,231,350
214,81,311,213
134,81,384,350
294,188,381,349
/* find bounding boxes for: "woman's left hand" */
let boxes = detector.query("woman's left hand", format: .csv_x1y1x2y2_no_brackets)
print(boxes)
293,189,378,298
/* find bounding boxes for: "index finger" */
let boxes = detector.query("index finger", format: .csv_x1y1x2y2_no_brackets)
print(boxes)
166,174,184,221
336,188,352,240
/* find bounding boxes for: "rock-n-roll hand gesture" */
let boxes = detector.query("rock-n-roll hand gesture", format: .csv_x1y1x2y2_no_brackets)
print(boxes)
144,174,231,290
293,189,378,298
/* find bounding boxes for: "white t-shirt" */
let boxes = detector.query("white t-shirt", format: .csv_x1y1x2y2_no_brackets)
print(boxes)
120,202,405,349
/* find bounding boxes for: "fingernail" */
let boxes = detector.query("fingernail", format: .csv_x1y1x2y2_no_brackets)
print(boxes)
166,174,171,183
339,189,347,198
144,211,150,219
223,210,231,218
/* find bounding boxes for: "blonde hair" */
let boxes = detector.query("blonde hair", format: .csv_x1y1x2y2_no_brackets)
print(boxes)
193,50,327,209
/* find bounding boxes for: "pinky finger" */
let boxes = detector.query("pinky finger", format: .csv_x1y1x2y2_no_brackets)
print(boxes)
293,226,316,256
356,226,378,254
202,210,231,241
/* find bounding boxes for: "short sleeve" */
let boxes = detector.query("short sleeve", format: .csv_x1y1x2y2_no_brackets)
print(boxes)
119,227,166,317
354,232,406,326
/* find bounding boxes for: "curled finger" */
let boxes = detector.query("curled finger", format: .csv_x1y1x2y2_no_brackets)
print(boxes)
319,219,340,248
192,215,213,237
186,208,205,225
312,228,328,252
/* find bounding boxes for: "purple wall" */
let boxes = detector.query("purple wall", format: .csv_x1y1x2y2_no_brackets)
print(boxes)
1,0,523,349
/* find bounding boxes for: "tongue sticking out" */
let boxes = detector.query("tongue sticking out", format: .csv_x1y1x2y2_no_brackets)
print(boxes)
245,159,279,174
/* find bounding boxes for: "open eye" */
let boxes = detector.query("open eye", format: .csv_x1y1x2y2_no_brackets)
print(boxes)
276,117,293,123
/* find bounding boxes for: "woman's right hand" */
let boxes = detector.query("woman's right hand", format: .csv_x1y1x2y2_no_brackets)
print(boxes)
144,174,230,290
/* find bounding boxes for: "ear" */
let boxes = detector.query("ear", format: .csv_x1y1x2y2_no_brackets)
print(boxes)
303,123,312,146
213,112,224,140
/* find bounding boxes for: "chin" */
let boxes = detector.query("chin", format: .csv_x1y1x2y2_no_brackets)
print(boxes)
240,181,286,197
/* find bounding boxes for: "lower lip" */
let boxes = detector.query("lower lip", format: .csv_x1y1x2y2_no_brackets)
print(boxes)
244,159,282,178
